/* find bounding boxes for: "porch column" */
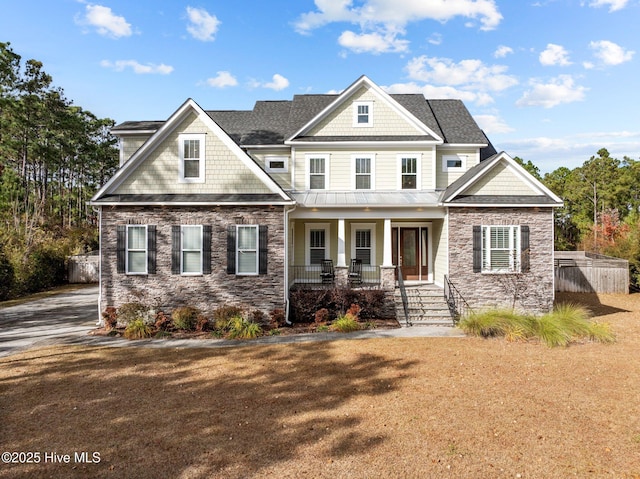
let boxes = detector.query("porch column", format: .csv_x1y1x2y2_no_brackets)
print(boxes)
337,218,347,267
382,218,393,267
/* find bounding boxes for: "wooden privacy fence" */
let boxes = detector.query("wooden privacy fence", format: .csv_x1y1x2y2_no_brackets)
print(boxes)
554,251,628,293
68,251,99,283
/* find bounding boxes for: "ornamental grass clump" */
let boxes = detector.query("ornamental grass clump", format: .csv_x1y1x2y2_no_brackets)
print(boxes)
226,316,262,339
459,303,615,347
124,319,153,339
172,306,199,331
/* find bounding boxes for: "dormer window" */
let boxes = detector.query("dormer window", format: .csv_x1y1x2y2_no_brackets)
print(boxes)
353,101,373,127
179,133,205,183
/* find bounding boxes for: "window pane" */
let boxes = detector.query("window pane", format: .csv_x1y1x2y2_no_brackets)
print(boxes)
310,249,325,265
355,175,370,189
402,158,416,174
238,251,257,273
355,248,371,265
355,230,371,248
310,230,325,248
310,175,325,189
355,157,370,174
183,251,201,273
184,159,200,178
128,226,146,249
447,159,462,168
182,226,202,249
269,160,285,169
184,139,200,159
490,250,511,269
238,226,257,249
402,175,416,189
128,251,146,273
309,157,324,174
491,227,510,249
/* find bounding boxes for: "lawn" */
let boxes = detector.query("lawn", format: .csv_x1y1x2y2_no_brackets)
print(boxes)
1,293,639,478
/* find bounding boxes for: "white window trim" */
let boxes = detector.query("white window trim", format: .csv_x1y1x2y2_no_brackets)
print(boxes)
236,225,259,276
305,223,331,267
181,225,203,275
442,154,467,172
351,154,375,190
350,223,377,266
305,154,330,190
126,225,147,275
482,225,521,273
265,155,289,173
397,154,422,190
353,101,374,127
178,133,206,183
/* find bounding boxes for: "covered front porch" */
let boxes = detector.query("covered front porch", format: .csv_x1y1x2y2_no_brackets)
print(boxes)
286,194,447,291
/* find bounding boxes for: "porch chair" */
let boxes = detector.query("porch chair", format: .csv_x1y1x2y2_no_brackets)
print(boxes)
320,259,335,284
348,258,363,286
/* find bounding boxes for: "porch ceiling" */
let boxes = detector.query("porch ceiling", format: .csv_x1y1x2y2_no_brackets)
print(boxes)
291,191,441,208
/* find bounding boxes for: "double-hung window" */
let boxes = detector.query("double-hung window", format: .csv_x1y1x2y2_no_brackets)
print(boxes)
309,229,326,265
307,155,328,190
482,225,520,272
353,101,373,126
179,133,205,183
353,155,373,190
126,225,147,274
355,230,372,265
236,225,259,275
400,156,418,189
181,225,203,274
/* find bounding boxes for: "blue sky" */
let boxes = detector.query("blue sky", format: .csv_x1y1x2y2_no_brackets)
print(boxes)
1,0,638,173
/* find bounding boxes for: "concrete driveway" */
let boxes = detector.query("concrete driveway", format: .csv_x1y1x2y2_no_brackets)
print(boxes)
0,285,99,358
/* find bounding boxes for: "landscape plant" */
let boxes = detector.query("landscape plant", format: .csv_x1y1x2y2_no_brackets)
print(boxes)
171,306,199,331
124,319,153,339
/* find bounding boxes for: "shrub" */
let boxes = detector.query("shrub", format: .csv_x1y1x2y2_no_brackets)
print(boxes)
250,310,266,325
330,315,361,333
102,307,118,330
289,287,390,323
154,311,171,331
213,304,244,330
195,314,210,332
314,308,329,324
124,319,153,339
172,306,199,331
226,316,262,339
22,246,65,293
118,302,151,325
346,303,361,320
269,308,286,328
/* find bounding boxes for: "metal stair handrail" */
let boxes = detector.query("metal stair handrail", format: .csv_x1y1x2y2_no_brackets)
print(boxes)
396,266,412,327
444,275,472,323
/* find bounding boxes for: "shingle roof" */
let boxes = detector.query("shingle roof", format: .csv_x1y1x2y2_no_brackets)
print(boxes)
112,92,487,147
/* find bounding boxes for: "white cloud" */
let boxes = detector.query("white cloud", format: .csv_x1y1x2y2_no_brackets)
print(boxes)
100,60,173,75
294,0,502,54
338,30,410,54
587,0,629,12
76,4,132,38
539,43,571,66
589,40,634,65
428,33,443,45
186,6,220,41
494,45,513,58
250,74,290,91
516,75,587,108
206,71,237,88
474,114,514,134
383,82,494,106
406,56,518,92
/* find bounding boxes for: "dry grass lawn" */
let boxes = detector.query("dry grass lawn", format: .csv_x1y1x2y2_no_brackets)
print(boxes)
1,293,640,478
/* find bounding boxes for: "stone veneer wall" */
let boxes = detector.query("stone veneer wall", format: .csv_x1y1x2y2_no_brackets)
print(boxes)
100,205,286,315
447,207,555,314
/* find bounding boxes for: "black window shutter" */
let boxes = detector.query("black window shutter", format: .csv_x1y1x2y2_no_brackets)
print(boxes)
203,225,212,275
472,225,482,273
171,225,181,274
521,225,530,273
117,225,126,274
259,225,268,274
147,225,156,274
227,226,236,274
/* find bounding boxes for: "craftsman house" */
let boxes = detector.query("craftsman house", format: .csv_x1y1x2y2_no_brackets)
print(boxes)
90,75,562,322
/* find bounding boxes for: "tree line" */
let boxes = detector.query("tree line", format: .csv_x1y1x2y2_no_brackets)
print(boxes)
517,148,640,287
0,42,118,299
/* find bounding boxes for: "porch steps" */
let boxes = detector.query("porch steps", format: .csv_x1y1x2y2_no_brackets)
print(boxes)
394,284,454,326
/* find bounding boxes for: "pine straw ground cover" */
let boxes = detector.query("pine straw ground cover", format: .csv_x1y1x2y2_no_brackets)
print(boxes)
1,293,639,478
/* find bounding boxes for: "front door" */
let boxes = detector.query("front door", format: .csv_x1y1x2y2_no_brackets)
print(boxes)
400,228,419,280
